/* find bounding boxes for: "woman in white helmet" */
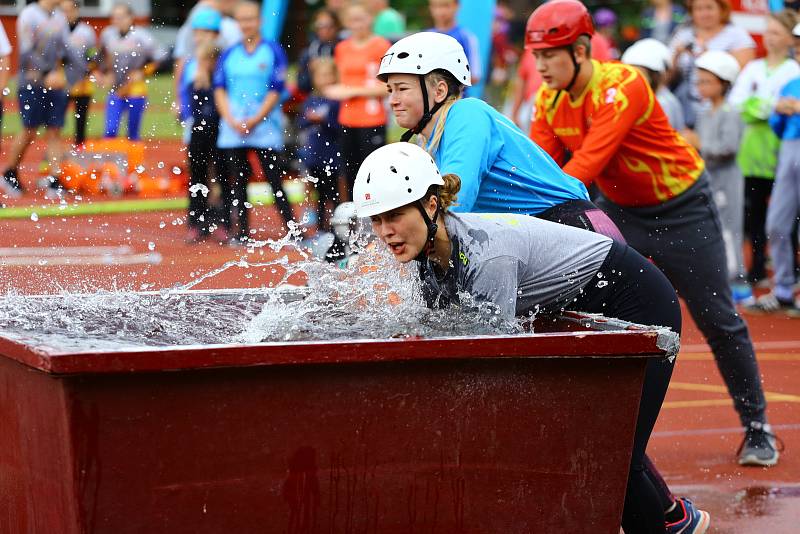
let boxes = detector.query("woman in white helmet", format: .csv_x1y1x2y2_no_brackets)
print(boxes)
356,142,693,532
377,32,625,241
622,38,685,130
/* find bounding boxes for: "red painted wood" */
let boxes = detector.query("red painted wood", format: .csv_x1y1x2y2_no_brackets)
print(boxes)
0,316,669,533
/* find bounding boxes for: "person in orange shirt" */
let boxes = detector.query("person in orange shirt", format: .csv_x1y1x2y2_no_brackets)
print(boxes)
326,2,391,200
527,0,779,504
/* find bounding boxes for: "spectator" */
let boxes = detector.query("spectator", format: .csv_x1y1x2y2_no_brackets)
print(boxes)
0,0,69,199
173,0,241,125
367,0,405,41
593,7,619,59
182,18,224,243
683,51,749,302
327,1,390,200
298,58,341,232
98,3,167,141
728,9,800,287
0,21,10,156
669,0,756,127
641,0,688,44
61,0,97,147
296,8,341,95
622,38,686,130
214,0,294,244
749,23,800,314
428,0,482,87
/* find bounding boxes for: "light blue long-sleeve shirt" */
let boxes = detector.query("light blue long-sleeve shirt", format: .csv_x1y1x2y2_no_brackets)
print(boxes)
769,77,800,140
424,98,589,215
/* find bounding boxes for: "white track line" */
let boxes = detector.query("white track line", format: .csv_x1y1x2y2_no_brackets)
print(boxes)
1,252,162,266
653,423,800,438
682,340,800,352
0,246,133,257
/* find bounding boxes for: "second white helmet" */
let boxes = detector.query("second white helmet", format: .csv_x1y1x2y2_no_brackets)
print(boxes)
378,32,472,86
621,38,672,73
354,143,444,218
695,50,740,83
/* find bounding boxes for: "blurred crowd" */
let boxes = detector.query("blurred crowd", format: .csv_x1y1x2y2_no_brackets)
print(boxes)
4,0,800,313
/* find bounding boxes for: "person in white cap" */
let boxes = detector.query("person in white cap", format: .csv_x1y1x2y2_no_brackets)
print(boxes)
621,37,685,130
355,141,698,534
682,50,750,306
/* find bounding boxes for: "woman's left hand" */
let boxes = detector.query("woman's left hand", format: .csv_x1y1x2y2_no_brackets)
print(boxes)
322,84,356,101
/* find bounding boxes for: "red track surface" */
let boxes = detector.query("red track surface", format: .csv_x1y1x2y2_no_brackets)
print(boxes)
1,141,798,533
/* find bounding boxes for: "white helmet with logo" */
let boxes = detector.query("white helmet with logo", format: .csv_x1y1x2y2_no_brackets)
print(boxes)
330,201,357,242
621,38,672,73
378,31,472,86
354,143,444,218
695,50,740,83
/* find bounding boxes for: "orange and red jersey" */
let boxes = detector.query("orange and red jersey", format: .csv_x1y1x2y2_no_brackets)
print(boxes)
530,60,705,207
334,35,391,128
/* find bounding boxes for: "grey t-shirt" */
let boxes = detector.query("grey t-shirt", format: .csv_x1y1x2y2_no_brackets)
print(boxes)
17,3,69,83
418,212,613,320
65,21,97,88
99,25,167,92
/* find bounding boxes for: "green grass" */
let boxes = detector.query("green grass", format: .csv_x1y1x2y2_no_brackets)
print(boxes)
3,74,183,141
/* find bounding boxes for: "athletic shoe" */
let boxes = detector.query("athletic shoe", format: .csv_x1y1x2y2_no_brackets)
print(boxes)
665,498,710,534
0,169,23,199
744,292,800,316
738,421,783,467
731,283,754,306
184,227,208,244
42,175,66,200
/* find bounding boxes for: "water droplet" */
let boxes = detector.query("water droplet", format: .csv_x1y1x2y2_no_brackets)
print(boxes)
2,87,9,96
159,221,166,229
30,213,38,221
172,166,181,175
148,242,156,251
135,165,145,174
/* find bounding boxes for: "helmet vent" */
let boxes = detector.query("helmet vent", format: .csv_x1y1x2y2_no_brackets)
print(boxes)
466,64,470,72
390,166,398,173
397,52,409,59
405,176,410,181
407,188,412,193
366,173,371,184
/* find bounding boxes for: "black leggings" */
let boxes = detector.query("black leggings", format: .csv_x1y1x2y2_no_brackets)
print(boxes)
222,148,294,240
187,128,222,233
340,125,385,200
71,95,90,146
571,242,681,534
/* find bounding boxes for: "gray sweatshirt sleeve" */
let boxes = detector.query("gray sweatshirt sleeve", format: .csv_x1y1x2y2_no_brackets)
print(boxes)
701,107,743,161
465,256,520,321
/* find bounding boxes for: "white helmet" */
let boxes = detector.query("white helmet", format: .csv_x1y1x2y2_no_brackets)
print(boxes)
354,143,444,218
330,201,357,242
621,38,672,73
695,50,740,83
378,32,472,87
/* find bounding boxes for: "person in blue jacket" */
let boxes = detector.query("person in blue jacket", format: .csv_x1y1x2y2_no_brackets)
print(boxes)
213,0,294,245
377,31,624,240
758,38,800,313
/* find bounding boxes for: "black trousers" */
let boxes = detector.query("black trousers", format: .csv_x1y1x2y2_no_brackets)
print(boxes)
571,242,681,533
744,176,799,282
221,147,294,239
340,125,385,200
597,175,767,428
71,95,90,146
187,127,222,233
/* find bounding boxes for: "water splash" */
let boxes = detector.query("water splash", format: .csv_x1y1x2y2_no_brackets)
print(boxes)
0,227,519,350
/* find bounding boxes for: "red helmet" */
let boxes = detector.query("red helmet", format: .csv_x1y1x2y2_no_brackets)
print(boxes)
525,0,595,50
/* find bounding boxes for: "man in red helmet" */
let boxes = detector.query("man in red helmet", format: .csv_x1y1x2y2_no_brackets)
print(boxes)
527,0,778,530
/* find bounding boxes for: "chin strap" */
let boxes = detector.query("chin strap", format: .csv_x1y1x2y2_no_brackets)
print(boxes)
401,76,447,142
413,194,441,263
549,44,582,111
